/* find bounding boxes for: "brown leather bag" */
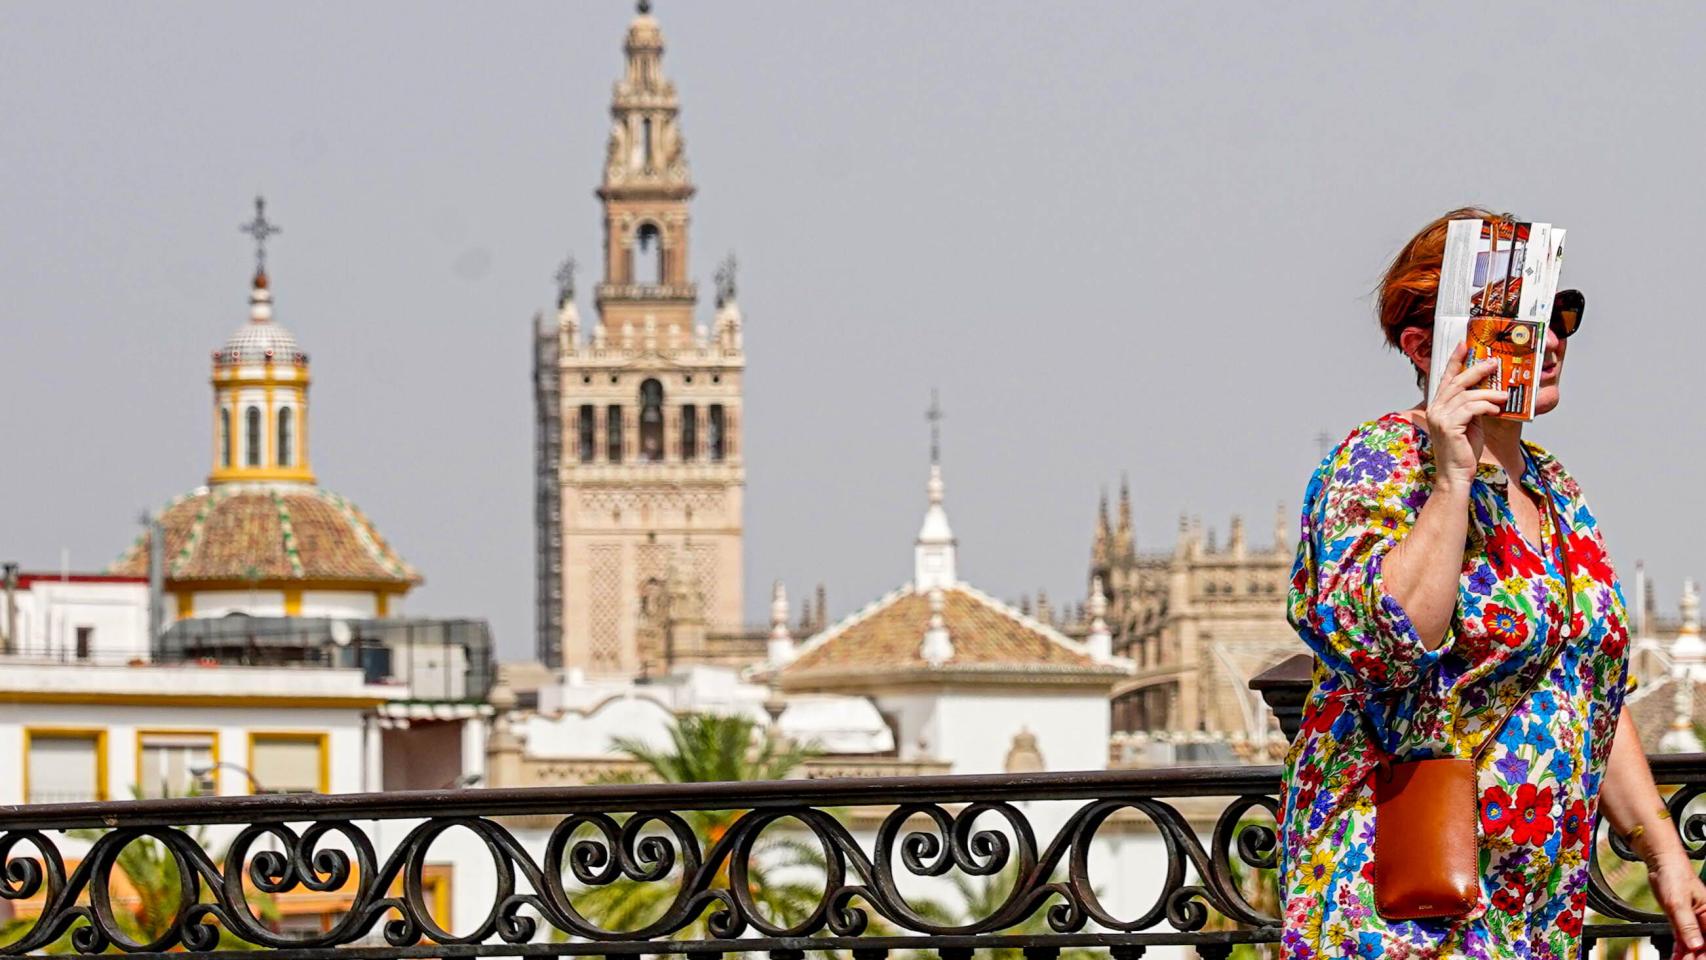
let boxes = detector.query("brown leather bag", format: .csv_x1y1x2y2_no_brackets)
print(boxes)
1366,474,1574,922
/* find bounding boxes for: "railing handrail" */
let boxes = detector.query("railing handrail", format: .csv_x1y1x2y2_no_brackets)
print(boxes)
0,763,1286,830
11,752,1706,830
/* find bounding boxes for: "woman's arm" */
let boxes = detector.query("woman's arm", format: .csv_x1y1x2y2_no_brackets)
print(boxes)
1601,706,1706,958
1380,344,1504,649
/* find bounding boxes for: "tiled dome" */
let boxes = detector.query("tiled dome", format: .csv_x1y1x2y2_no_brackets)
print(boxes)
112,484,419,587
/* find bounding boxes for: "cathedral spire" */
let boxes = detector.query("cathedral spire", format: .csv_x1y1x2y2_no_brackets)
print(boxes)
1091,489,1110,571
1114,474,1135,560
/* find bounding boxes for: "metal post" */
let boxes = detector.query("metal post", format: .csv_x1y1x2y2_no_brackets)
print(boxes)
143,511,165,649
1,562,17,655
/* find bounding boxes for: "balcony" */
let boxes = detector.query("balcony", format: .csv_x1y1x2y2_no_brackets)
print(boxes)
596,282,698,303
0,745,1695,957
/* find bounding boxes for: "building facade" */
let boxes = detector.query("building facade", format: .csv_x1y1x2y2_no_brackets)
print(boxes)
1089,483,1302,742
535,4,748,677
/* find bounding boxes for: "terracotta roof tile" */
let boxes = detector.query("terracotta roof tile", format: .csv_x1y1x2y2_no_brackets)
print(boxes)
783,585,1115,676
112,485,419,587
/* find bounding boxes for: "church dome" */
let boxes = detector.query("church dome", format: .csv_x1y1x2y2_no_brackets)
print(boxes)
113,484,419,589
216,271,307,364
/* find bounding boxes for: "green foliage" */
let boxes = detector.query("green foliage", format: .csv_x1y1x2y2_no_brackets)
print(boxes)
559,711,824,939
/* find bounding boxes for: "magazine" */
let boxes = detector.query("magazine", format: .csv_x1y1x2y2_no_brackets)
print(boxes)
1426,218,1567,421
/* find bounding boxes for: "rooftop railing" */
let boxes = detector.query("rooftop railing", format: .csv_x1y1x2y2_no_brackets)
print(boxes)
1,756,1697,959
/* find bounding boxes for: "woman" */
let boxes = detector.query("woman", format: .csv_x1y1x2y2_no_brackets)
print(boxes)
1279,208,1706,959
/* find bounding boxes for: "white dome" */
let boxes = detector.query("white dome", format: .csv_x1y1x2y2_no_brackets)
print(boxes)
221,321,303,363
217,273,306,364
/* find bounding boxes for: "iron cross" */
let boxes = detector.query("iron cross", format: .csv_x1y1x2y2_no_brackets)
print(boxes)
555,256,576,305
926,389,944,465
239,196,282,272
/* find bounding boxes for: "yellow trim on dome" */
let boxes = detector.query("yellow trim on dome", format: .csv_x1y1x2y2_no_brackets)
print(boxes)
207,464,318,485
176,592,195,619
375,593,390,618
283,589,303,616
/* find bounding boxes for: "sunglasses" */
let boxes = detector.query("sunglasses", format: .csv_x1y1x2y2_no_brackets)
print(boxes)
1551,289,1585,339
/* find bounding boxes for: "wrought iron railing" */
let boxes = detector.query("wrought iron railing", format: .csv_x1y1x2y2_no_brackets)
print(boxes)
1,758,1700,959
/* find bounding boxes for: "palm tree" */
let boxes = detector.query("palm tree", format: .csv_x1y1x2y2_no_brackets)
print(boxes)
560,712,826,938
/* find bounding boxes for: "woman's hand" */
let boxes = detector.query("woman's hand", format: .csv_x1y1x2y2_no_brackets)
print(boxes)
1649,845,1706,959
1424,342,1506,492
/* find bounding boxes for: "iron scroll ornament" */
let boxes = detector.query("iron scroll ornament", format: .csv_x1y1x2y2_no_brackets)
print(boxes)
0,761,1699,957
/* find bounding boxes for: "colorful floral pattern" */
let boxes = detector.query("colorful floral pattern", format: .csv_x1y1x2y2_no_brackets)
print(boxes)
1279,414,1632,960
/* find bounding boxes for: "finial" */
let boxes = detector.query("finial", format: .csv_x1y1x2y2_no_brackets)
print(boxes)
1086,576,1112,662
555,255,576,307
239,195,282,276
715,253,737,307
921,586,953,666
637,0,651,13
926,388,944,466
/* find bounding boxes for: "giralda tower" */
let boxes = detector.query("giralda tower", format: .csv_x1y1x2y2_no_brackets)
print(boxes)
535,1,747,675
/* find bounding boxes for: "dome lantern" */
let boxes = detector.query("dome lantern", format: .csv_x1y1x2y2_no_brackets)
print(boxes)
209,197,313,486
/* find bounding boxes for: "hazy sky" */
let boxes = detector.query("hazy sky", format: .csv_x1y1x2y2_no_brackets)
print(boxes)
5,2,1704,660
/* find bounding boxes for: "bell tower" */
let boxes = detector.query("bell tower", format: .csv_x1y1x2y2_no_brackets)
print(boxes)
597,0,695,342
536,1,747,676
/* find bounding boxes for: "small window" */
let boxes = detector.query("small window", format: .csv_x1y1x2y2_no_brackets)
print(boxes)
138,731,216,799
578,405,596,463
26,730,105,803
277,407,294,467
680,404,698,461
219,408,232,467
639,379,664,462
606,405,624,463
249,733,326,794
75,626,92,660
245,406,262,466
708,404,726,461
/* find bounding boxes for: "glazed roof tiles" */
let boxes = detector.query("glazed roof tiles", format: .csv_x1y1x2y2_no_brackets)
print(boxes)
113,484,419,587
780,583,1124,679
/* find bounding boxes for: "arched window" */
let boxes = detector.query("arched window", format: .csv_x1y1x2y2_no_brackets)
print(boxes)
245,406,262,467
641,117,654,168
680,404,698,461
606,405,624,463
219,408,232,467
633,223,663,285
639,379,664,462
578,405,596,463
708,404,726,461
277,407,294,467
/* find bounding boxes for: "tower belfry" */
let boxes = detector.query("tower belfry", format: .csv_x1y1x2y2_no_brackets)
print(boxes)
534,2,747,675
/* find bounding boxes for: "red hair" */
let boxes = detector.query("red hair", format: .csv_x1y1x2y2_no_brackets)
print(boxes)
1378,206,1511,350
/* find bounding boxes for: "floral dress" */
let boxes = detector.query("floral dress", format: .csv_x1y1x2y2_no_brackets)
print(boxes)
1279,413,1632,960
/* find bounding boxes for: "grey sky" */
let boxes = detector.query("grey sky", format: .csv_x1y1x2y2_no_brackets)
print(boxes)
4,2,1702,660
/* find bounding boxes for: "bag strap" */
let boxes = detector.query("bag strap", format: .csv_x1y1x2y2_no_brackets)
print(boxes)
1362,463,1572,774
